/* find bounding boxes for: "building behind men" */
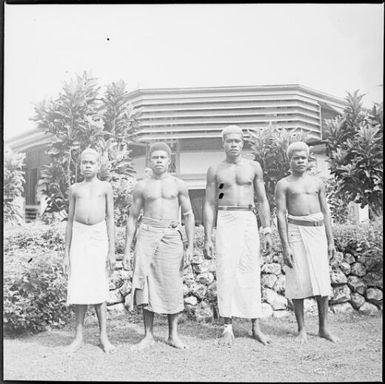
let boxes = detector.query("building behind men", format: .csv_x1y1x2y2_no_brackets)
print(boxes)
6,84,346,223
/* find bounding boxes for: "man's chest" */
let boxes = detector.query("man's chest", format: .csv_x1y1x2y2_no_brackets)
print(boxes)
143,180,178,201
287,181,319,198
76,186,105,201
216,166,254,187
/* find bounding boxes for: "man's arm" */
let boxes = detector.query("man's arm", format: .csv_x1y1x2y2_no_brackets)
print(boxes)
178,179,195,248
203,165,217,258
275,180,293,268
253,161,272,252
178,179,195,266
64,185,76,275
105,182,116,273
253,161,271,228
123,182,144,268
318,178,335,259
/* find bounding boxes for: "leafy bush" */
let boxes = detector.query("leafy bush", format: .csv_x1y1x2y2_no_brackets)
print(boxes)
3,148,25,225
333,216,383,264
323,176,350,224
4,249,72,334
325,92,383,218
4,222,66,253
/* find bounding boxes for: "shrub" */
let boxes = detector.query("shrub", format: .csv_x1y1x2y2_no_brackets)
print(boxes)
4,222,66,253
333,216,383,262
323,176,350,224
325,92,383,218
4,249,72,335
3,148,25,225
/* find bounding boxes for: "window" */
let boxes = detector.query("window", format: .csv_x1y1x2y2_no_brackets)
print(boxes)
26,168,38,205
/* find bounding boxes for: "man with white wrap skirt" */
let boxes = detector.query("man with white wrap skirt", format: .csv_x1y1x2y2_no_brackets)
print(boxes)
204,125,272,347
275,141,338,343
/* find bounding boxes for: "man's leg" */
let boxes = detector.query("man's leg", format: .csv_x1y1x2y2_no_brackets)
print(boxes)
292,298,307,343
316,295,339,343
251,318,271,345
219,317,235,347
64,304,87,353
132,308,156,350
94,302,116,353
166,312,187,349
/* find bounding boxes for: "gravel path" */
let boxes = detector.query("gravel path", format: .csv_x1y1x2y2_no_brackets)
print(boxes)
4,311,382,382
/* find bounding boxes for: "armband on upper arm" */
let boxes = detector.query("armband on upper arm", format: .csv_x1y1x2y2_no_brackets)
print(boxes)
183,210,193,217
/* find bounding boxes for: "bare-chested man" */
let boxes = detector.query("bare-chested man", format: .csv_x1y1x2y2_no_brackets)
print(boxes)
204,125,272,347
275,141,338,343
63,148,116,354
124,142,195,350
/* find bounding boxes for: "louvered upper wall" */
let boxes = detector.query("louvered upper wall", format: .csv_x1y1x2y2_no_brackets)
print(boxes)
126,84,346,143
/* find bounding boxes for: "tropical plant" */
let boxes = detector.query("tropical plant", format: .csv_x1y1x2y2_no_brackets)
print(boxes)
323,176,350,224
325,91,383,218
33,72,137,225
98,81,138,226
4,147,26,225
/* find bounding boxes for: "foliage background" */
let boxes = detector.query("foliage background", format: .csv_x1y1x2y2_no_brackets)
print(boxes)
4,148,26,225
325,91,383,218
33,72,137,226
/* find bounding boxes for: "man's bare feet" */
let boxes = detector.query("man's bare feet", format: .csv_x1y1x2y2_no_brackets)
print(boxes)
63,337,84,354
166,335,188,350
219,328,235,347
131,335,156,351
252,329,271,345
295,330,308,343
100,336,116,353
318,329,339,343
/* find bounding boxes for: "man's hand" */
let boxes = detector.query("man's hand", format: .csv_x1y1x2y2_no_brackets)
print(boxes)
283,246,294,268
63,253,70,276
263,233,273,254
328,243,336,260
184,245,193,269
204,239,214,259
106,251,116,276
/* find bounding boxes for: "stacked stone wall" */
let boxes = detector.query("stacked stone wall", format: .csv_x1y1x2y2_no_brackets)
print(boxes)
107,242,383,320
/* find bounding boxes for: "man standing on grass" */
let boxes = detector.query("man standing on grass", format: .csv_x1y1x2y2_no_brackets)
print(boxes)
64,148,116,353
204,125,272,347
124,142,195,350
275,141,338,343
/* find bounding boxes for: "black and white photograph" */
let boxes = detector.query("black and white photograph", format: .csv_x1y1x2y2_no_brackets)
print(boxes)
3,3,383,382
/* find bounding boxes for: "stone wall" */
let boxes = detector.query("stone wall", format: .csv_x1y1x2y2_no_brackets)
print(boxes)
107,244,383,320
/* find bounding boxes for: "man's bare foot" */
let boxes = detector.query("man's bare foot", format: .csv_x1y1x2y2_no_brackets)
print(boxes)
219,328,235,347
295,330,308,344
318,329,339,343
252,329,271,345
166,335,188,350
131,335,156,351
100,336,116,353
63,337,84,354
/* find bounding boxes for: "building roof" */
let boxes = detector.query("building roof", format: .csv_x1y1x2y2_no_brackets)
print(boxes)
6,84,347,152
127,84,346,109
